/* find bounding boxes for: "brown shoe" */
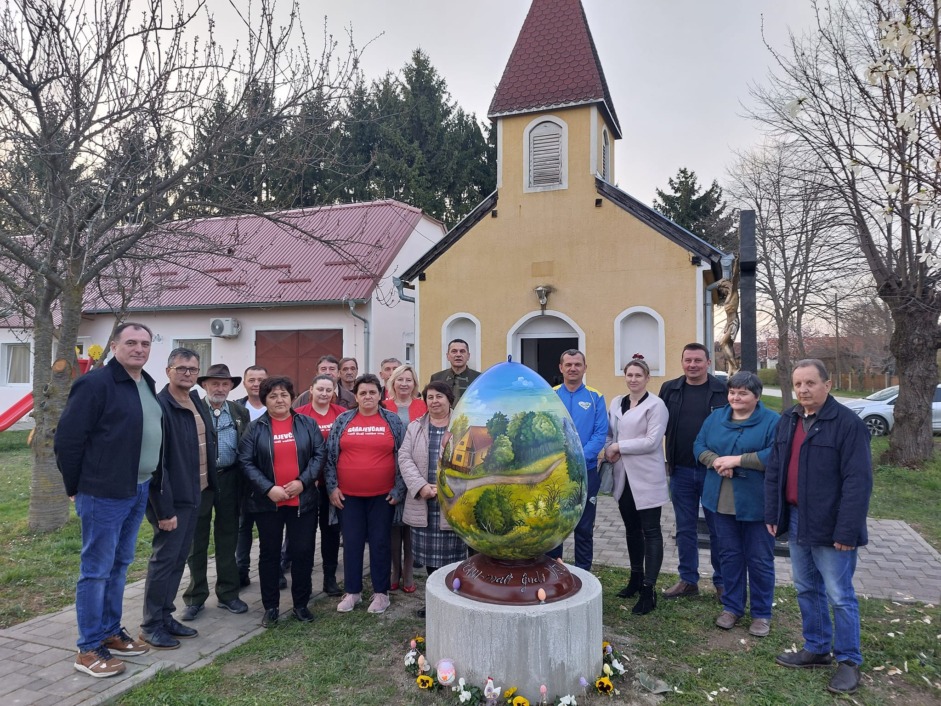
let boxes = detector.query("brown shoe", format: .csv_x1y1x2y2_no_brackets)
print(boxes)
749,618,771,637
715,610,741,630
102,627,149,656
74,646,125,678
663,580,699,599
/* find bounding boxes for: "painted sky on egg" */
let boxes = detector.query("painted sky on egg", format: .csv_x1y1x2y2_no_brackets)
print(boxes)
455,363,566,423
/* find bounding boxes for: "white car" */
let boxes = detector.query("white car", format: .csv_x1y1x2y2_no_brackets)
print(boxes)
841,384,941,436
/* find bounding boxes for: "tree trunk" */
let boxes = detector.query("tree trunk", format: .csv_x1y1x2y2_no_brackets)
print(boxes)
883,304,938,467
775,328,793,409
28,287,83,532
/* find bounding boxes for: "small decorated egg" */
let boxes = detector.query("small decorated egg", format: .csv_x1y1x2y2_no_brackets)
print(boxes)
537,588,547,603
436,658,456,686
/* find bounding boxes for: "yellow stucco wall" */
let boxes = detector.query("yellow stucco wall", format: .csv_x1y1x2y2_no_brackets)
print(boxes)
416,105,708,401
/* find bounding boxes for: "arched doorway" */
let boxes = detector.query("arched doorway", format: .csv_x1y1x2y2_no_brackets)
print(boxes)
507,311,584,386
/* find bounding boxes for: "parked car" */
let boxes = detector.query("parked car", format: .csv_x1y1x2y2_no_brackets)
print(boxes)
841,384,941,436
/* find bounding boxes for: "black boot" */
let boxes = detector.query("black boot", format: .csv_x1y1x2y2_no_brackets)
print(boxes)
322,570,342,597
617,571,644,599
632,585,657,615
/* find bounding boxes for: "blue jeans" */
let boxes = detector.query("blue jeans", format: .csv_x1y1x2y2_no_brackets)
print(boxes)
547,465,601,570
788,510,862,665
670,465,722,587
712,512,775,618
74,482,150,652
340,495,393,595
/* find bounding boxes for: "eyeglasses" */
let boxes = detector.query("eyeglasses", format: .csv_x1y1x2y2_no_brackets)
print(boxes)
170,366,200,375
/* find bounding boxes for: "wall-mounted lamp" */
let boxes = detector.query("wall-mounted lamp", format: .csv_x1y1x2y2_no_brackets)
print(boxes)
534,285,554,315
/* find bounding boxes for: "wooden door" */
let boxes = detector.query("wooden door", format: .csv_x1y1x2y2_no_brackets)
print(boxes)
255,329,343,389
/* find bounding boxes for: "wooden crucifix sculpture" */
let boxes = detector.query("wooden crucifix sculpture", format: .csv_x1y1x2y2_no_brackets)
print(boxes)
715,257,741,375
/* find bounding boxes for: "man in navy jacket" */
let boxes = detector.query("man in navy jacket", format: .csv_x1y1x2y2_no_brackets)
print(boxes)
765,359,872,695
55,322,161,678
140,348,216,649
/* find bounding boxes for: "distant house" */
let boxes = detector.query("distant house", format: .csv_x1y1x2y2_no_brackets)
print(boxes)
0,200,445,413
452,426,494,471
398,0,729,401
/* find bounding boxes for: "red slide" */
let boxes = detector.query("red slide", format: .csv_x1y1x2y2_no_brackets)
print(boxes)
0,392,33,432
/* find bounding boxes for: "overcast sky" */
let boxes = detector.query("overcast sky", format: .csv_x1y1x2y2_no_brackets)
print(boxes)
217,0,819,203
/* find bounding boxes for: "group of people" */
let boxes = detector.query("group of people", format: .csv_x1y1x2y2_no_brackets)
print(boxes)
602,343,871,696
54,327,480,678
55,326,871,695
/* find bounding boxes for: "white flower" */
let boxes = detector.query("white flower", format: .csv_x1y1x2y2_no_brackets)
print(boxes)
404,651,416,667
785,97,806,118
897,111,916,131
459,690,473,703
611,658,625,675
559,696,577,706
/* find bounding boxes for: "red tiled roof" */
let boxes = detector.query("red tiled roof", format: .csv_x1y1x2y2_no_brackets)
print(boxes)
488,0,621,137
85,200,429,312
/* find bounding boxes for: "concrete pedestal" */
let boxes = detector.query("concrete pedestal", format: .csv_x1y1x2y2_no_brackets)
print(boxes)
426,561,602,701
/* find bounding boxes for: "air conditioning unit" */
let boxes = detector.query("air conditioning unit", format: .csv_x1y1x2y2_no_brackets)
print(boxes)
209,317,241,338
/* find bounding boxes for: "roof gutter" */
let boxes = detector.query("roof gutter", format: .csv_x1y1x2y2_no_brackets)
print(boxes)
393,276,415,303
346,300,370,371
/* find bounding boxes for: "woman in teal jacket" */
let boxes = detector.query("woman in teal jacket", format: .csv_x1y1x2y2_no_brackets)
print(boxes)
694,371,779,638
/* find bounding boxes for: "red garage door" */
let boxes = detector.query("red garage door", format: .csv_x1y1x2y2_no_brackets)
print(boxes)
255,329,343,389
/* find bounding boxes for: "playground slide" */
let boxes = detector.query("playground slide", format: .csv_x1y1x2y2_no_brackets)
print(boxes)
0,392,33,432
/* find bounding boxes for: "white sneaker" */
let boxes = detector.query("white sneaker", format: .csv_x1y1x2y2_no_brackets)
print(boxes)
337,592,362,613
367,592,390,614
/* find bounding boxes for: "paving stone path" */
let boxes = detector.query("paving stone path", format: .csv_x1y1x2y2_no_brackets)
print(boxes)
0,495,938,705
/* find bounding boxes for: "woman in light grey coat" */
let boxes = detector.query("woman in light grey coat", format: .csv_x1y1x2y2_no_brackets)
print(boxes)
604,356,669,614
398,381,467,617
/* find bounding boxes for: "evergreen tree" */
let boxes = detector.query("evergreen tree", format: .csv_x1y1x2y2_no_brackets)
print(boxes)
653,167,736,252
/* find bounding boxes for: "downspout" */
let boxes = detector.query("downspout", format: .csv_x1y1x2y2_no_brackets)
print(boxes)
393,276,415,303
347,300,370,371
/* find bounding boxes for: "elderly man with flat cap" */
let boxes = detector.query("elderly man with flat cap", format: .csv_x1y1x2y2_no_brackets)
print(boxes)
181,364,251,620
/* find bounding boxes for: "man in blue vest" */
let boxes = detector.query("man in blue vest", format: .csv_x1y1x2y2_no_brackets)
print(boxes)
548,349,607,570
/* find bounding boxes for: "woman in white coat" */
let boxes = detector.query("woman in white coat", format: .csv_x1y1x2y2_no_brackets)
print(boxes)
604,356,670,615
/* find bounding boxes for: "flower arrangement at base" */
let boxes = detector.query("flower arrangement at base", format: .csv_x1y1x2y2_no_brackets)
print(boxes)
403,637,626,705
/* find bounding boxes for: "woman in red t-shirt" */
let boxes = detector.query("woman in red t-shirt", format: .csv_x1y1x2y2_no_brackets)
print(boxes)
385,364,426,593
239,376,325,627
325,374,407,615
295,374,347,596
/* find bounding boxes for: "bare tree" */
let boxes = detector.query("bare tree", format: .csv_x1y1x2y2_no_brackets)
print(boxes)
727,139,863,408
747,0,941,464
0,0,359,530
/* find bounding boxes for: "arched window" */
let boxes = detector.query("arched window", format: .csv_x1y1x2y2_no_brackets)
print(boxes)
614,307,665,376
523,116,567,192
441,313,481,370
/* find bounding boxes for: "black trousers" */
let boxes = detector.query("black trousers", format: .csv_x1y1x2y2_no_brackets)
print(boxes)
254,506,316,611
617,475,664,587
141,504,199,632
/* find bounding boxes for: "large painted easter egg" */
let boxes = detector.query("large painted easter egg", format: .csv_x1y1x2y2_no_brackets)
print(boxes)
437,361,587,559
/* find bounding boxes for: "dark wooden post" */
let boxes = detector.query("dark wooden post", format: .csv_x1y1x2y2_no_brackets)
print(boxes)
739,210,757,372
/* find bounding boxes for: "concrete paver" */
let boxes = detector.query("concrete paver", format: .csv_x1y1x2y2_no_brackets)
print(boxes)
0,496,937,704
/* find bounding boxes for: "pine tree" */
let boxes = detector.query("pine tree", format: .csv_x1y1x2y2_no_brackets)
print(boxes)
653,167,736,252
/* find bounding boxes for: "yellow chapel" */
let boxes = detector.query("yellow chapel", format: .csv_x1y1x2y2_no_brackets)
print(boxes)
398,0,730,401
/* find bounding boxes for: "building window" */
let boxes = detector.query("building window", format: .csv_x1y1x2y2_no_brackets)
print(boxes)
601,129,610,181
524,116,567,192
614,308,665,377
173,339,212,375
2,342,31,385
441,313,481,370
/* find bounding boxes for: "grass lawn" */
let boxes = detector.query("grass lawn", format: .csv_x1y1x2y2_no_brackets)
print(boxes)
1,429,939,704
0,430,153,628
114,568,941,706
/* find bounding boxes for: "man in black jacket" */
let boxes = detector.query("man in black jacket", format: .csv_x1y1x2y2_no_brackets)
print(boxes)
56,322,160,678
140,348,216,649
658,343,728,600
181,364,251,620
